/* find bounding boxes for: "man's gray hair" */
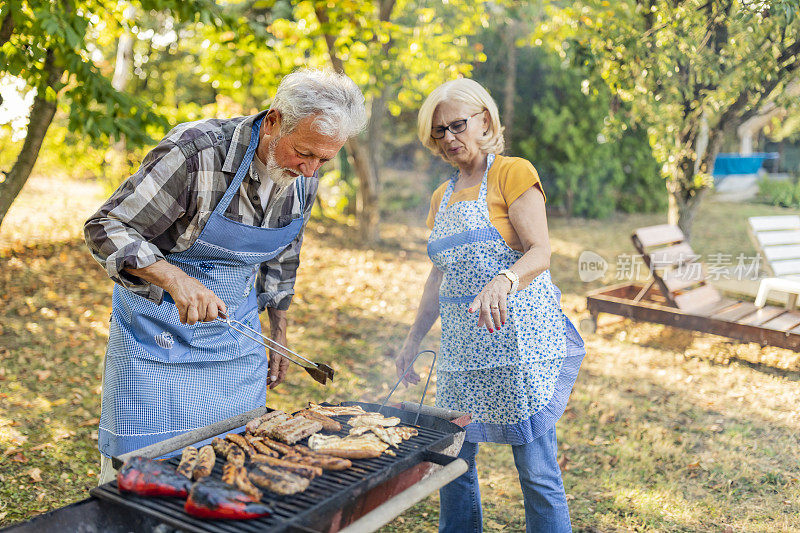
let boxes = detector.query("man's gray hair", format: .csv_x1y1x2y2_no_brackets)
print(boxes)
270,69,367,141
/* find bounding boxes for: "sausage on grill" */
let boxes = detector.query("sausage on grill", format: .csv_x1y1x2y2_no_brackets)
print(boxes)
249,454,322,479
245,435,280,458
193,445,215,480
292,444,353,470
221,462,262,500
212,437,231,457
247,464,310,495
226,434,257,457
176,446,198,479
258,436,297,456
226,444,246,467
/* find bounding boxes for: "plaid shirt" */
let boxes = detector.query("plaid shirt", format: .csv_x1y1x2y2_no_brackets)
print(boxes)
84,111,318,311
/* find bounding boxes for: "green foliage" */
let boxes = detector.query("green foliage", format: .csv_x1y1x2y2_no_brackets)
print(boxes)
474,37,664,218
757,177,800,208
0,1,223,147
541,0,800,227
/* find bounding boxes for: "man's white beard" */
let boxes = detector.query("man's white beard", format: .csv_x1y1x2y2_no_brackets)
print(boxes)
266,137,298,188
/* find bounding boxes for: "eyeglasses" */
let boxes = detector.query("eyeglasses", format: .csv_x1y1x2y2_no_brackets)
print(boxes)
430,111,484,139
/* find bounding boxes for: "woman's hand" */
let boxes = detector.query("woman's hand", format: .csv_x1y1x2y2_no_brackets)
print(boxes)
394,337,422,388
468,275,512,332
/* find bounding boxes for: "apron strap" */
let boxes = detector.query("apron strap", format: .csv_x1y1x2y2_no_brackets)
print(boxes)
478,153,495,204
295,174,306,214
213,116,264,216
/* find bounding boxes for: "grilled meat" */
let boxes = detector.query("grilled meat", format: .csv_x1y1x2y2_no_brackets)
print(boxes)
221,462,262,500
307,433,389,459
226,434,257,457
295,409,342,432
291,444,353,470
212,436,231,456
268,417,323,445
245,434,280,457
257,436,298,456
245,410,286,434
226,443,246,466
176,446,198,479
348,413,401,428
349,425,418,447
249,454,322,479
253,412,292,436
307,402,367,417
117,456,191,498
247,464,310,495
185,478,272,520
193,445,215,480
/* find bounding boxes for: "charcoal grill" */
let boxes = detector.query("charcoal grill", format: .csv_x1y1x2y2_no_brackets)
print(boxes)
79,401,465,533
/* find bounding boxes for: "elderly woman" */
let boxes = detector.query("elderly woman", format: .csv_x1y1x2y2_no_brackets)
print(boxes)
395,78,585,532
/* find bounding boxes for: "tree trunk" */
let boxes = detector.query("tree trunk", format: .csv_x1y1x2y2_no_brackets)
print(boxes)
0,50,61,229
501,21,518,151
346,138,380,243
0,10,14,46
666,168,707,239
104,4,136,185
314,4,384,243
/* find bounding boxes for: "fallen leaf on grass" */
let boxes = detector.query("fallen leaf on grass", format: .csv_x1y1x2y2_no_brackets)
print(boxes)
29,443,54,451
0,511,7,520
79,417,100,427
11,453,28,463
687,461,701,470
34,370,51,381
27,467,42,482
36,492,46,502
558,454,569,470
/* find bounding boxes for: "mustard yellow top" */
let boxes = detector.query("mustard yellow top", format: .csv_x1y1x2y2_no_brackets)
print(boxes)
426,155,545,252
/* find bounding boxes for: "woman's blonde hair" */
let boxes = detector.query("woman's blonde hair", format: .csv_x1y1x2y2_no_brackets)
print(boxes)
417,78,505,159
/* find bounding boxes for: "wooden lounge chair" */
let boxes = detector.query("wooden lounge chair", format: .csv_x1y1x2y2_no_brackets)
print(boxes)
583,224,800,351
747,215,800,308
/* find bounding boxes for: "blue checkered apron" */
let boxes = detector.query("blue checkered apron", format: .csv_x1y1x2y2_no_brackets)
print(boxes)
99,117,307,458
428,154,585,445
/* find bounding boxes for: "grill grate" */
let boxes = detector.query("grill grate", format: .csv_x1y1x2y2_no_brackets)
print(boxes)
91,403,462,533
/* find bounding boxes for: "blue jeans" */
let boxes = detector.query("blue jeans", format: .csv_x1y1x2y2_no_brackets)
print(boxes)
439,426,571,533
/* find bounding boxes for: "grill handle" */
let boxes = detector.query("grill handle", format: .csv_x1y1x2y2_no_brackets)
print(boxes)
337,452,468,533
111,405,268,469
398,402,469,422
379,349,437,425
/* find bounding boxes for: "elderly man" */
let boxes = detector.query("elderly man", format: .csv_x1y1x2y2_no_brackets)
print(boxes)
85,69,366,482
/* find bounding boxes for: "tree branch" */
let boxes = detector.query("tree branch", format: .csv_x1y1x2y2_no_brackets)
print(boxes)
0,10,14,46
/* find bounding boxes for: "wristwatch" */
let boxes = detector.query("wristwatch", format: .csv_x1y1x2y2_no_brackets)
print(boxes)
499,269,519,294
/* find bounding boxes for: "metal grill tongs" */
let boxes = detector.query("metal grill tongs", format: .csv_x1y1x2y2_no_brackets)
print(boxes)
217,315,334,385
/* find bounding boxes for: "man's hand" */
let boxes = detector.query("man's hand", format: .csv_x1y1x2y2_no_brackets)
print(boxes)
266,308,290,389
165,275,227,325
126,260,226,325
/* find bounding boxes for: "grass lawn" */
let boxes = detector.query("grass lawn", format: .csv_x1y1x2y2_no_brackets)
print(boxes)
1,174,798,531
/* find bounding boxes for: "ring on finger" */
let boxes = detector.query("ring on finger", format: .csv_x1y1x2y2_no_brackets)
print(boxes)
490,304,499,309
